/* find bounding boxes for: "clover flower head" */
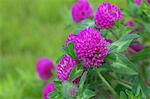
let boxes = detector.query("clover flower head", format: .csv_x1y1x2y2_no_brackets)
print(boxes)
36,58,54,81
67,28,109,67
71,0,93,23
42,82,55,99
57,55,79,81
94,2,122,29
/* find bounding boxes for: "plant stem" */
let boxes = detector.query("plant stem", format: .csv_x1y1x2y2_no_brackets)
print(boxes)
97,71,118,96
109,29,118,40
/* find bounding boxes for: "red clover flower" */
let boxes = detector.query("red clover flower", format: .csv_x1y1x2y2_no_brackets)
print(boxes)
94,2,122,29
67,28,109,67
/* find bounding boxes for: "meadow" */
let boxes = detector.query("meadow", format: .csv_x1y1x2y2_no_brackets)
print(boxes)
0,0,70,98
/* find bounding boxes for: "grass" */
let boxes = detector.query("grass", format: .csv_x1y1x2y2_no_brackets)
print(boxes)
0,0,70,98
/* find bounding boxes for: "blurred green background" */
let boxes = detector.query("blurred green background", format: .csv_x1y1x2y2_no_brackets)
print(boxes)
0,0,124,98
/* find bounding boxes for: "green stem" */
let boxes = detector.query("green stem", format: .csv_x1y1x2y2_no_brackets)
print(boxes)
97,71,118,96
109,29,118,40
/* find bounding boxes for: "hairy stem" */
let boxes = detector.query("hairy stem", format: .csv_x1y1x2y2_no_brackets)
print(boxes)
97,71,118,96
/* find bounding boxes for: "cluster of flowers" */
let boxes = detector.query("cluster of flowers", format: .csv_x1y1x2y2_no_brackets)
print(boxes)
35,0,145,98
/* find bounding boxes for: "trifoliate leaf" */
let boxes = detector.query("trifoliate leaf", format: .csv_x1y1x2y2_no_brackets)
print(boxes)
110,53,138,75
109,34,140,53
63,42,80,61
120,91,127,99
81,89,96,99
69,64,83,81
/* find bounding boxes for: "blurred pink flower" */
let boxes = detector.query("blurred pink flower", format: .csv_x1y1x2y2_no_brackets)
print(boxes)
147,0,150,5
71,0,93,23
36,57,55,81
129,44,144,52
42,82,55,99
125,20,135,27
134,0,142,7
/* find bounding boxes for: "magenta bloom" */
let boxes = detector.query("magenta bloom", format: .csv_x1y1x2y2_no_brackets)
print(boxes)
42,82,55,99
147,0,150,5
94,2,122,29
36,58,55,81
127,44,144,56
57,55,79,81
71,0,93,23
134,0,142,7
67,28,109,67
129,44,144,52
125,20,135,27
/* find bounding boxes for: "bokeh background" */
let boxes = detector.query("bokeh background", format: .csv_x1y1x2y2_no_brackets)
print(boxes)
0,0,126,98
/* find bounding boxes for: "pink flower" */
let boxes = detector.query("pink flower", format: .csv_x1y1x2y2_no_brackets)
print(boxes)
125,20,135,27
129,44,144,52
71,0,93,23
147,0,150,5
66,28,109,67
36,58,55,81
57,55,79,81
134,0,142,7
126,44,144,56
94,2,122,29
42,82,55,99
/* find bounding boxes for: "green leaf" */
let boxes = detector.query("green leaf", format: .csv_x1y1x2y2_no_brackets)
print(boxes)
68,41,75,50
130,48,150,62
132,76,141,96
81,89,96,99
69,64,83,81
81,19,94,28
55,55,64,64
109,34,140,53
79,72,87,91
125,90,134,99
119,34,140,41
53,78,61,88
132,76,149,98
48,90,58,98
116,53,136,70
138,76,149,98
63,42,80,61
48,79,63,98
120,91,127,99
111,62,137,75
61,82,72,98
74,19,94,34
110,53,138,75
105,53,117,62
